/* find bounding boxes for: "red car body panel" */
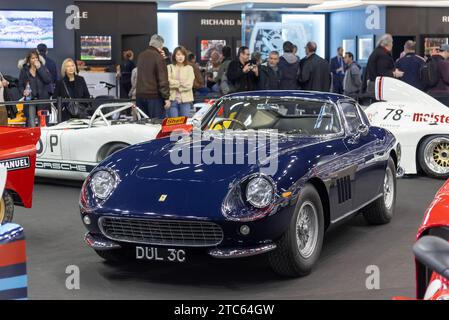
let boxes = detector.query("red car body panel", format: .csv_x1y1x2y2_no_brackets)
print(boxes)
415,179,449,299
417,180,449,238
0,127,40,208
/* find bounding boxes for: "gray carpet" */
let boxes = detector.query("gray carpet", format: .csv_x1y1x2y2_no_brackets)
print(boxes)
13,176,444,300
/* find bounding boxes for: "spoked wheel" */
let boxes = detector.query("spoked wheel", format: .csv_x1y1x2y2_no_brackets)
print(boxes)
268,183,324,277
296,201,319,259
0,190,14,224
363,157,396,225
419,136,449,179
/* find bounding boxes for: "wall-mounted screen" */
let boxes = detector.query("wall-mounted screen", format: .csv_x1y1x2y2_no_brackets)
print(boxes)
246,14,326,60
0,10,53,48
357,35,374,62
80,36,112,61
200,40,226,61
342,39,356,56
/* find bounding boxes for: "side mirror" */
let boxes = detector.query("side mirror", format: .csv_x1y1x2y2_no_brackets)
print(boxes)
357,123,369,137
413,236,449,280
192,118,201,129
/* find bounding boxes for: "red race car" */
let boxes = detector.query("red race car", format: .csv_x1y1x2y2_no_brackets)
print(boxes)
398,180,449,300
0,127,40,224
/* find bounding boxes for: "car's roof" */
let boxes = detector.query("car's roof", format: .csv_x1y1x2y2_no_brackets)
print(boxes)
225,90,349,104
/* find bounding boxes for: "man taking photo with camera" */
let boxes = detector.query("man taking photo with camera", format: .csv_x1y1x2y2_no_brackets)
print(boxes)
226,46,259,93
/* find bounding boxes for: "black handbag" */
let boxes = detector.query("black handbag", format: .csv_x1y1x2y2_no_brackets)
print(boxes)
62,80,82,117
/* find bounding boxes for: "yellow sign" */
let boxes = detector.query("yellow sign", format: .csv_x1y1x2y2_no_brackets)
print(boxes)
159,194,168,202
165,117,186,126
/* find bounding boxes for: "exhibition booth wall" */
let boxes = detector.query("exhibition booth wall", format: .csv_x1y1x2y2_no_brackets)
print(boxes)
386,6,449,59
329,7,386,64
0,3,448,80
0,0,74,77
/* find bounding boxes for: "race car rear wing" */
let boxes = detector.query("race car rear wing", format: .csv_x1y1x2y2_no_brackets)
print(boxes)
375,76,445,110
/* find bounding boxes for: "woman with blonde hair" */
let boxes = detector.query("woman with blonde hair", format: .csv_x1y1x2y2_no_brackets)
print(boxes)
167,46,195,117
54,58,90,121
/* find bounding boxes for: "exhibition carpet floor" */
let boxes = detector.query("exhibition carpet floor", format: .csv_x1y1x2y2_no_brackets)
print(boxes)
15,176,443,300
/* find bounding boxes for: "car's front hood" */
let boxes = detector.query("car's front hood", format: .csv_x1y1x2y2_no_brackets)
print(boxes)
96,131,323,219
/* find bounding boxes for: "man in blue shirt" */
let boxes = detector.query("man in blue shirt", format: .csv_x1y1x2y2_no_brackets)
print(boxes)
396,40,425,91
330,47,345,94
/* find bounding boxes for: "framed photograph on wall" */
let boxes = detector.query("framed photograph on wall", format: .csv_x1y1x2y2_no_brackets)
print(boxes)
422,35,449,57
200,39,226,61
342,39,356,56
357,34,375,63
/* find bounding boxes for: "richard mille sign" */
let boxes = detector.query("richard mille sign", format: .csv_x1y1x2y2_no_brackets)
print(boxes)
443,16,449,22
201,19,242,26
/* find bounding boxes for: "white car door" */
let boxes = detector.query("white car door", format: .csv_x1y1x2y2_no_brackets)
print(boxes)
37,129,64,160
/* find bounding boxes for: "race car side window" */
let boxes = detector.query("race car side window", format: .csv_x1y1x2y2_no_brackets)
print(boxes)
340,102,363,134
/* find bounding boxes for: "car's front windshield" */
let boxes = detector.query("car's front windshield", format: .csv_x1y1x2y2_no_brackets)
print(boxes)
203,96,342,135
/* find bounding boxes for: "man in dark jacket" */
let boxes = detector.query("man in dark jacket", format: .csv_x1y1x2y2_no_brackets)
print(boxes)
428,44,449,95
258,51,282,90
395,40,425,91
37,43,58,96
136,34,170,118
278,41,300,90
363,34,404,93
298,42,331,92
226,46,259,93
330,47,345,94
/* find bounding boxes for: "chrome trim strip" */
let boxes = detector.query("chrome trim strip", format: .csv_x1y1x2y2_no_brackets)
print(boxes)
208,243,277,259
331,193,383,224
98,216,224,248
84,232,121,251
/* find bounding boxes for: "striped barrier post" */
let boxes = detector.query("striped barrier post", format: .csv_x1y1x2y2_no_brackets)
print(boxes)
0,223,27,300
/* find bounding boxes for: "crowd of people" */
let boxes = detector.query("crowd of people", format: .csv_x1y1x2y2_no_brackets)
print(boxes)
2,32,449,127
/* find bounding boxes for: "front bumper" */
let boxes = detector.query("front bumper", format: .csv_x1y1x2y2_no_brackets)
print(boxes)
397,166,405,178
84,232,277,258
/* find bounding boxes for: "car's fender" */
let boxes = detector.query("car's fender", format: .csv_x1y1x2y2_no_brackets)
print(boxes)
0,127,40,208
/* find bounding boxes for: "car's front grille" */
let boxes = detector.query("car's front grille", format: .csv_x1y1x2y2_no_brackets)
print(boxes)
99,216,224,247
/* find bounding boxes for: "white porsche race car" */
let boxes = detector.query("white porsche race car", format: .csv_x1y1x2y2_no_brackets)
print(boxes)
365,76,449,179
37,103,163,181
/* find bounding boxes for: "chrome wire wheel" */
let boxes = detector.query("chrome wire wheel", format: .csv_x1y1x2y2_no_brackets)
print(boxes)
0,196,5,224
424,137,449,175
383,166,395,210
295,200,319,259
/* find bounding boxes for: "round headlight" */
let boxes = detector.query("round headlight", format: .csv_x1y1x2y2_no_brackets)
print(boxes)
246,176,274,208
90,170,116,200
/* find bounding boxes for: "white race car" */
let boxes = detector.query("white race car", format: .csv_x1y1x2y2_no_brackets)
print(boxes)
37,103,163,181
365,76,449,179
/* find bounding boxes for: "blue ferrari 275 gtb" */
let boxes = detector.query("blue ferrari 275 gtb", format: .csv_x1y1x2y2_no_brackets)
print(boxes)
80,90,401,277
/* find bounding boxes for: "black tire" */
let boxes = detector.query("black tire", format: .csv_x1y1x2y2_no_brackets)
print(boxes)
363,157,396,225
94,249,132,262
268,183,324,277
0,190,14,224
418,135,449,179
104,143,129,158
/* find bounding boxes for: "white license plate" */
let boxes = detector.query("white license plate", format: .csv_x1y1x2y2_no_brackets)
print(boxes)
135,246,186,263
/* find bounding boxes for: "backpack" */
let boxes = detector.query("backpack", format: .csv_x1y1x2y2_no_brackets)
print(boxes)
220,67,235,95
421,58,440,89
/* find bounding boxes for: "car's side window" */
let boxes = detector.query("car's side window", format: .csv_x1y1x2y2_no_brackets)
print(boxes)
340,102,363,134
357,105,370,126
